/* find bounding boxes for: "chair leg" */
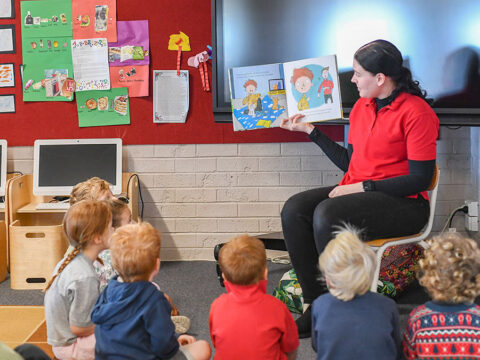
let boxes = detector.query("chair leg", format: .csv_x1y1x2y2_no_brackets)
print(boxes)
370,248,385,292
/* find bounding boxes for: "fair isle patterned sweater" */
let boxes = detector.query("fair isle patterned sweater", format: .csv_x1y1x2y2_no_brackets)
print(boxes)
403,301,480,359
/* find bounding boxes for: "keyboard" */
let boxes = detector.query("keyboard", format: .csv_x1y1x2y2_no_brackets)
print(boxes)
35,202,70,210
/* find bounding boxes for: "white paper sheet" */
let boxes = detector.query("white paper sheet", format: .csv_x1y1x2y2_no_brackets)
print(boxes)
153,70,189,123
0,0,12,18
0,28,14,52
0,95,15,113
71,38,110,91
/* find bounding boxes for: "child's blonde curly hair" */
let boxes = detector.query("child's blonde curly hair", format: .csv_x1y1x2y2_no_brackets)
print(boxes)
418,233,480,304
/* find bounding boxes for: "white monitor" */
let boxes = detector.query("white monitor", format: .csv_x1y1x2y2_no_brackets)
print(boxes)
0,140,7,197
33,138,122,196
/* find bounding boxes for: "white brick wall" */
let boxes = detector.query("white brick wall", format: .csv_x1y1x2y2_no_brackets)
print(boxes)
7,127,475,260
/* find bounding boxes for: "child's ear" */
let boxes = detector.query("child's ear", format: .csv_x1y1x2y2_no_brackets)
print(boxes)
263,267,268,280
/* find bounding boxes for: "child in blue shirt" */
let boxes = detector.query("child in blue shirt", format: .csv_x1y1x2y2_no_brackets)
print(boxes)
311,226,401,360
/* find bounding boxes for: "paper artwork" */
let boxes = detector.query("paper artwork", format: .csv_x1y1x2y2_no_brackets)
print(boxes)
72,0,117,42
76,87,130,127
0,0,14,19
71,38,110,91
0,25,15,54
0,64,15,87
0,95,15,113
20,0,73,101
153,70,189,123
108,20,149,97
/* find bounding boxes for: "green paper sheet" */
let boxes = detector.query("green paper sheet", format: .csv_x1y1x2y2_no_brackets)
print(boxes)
21,0,73,102
76,88,130,127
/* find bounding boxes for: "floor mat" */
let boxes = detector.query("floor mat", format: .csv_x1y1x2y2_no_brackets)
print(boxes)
0,305,54,358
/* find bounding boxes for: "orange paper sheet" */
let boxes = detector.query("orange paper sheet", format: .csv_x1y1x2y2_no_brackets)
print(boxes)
72,0,117,42
110,65,149,97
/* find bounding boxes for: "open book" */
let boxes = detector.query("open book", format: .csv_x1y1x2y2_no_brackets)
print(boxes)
229,55,342,131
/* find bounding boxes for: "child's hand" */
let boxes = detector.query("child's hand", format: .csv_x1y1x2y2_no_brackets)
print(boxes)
178,334,195,345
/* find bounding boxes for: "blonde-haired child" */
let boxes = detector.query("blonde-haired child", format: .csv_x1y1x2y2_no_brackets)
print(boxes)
95,197,132,290
92,222,211,360
209,234,299,360
69,177,113,205
403,233,480,359
312,226,401,360
44,200,114,360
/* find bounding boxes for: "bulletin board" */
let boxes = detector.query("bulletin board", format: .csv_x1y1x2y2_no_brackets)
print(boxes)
0,0,343,146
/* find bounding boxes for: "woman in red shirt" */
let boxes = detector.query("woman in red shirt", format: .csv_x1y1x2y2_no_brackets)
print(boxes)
280,39,439,338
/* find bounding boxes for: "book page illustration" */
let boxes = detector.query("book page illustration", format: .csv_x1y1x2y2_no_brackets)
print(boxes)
229,63,288,131
283,55,342,123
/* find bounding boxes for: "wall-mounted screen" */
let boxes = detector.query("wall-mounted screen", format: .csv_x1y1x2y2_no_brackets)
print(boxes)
212,0,480,124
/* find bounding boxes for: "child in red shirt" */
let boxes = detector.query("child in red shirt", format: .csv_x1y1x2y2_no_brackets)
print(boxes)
209,235,299,360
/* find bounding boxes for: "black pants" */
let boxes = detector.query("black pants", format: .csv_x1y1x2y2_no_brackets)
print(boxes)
280,186,429,303
14,344,52,360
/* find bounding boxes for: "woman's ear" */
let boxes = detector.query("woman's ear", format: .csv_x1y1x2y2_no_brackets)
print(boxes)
376,73,386,86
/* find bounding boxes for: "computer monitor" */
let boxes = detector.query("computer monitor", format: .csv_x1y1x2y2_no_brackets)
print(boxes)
33,138,122,196
0,140,7,197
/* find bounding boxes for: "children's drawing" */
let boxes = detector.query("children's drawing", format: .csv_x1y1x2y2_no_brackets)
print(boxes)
230,55,342,131
290,67,314,111
229,63,288,131
0,63,14,87
318,66,334,103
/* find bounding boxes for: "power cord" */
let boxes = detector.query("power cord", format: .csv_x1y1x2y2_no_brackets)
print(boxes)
126,173,144,220
440,205,468,233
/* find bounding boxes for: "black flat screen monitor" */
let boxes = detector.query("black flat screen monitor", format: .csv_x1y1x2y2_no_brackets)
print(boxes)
212,0,480,125
33,139,122,196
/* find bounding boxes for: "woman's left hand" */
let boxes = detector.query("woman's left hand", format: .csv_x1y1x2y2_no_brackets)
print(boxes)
328,182,364,198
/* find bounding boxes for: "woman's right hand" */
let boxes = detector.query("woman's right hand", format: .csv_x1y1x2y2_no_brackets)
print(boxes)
280,114,315,134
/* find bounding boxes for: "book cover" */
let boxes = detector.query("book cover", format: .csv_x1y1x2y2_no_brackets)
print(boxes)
229,55,342,131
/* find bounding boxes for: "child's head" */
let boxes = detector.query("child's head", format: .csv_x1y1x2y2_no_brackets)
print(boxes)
63,200,113,249
108,197,132,229
319,226,376,301
418,233,480,304
243,79,257,94
110,222,161,282
69,177,114,205
290,67,314,94
45,200,113,291
219,235,266,285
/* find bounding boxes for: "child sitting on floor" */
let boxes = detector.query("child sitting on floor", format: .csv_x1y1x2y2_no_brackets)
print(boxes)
44,201,114,360
312,226,401,360
209,234,299,360
403,232,480,360
92,222,211,360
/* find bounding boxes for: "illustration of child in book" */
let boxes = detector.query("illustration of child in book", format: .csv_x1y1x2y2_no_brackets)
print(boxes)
290,68,314,111
317,66,334,103
242,79,262,116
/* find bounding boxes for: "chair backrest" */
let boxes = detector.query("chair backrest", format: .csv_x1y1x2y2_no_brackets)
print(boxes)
420,165,440,240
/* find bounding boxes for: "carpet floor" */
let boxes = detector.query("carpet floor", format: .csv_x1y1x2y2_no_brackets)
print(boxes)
0,260,449,359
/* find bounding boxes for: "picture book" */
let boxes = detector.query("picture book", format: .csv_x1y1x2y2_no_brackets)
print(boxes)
229,55,342,131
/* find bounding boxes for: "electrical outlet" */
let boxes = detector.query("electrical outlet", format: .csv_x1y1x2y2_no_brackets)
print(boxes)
465,214,479,232
465,200,479,217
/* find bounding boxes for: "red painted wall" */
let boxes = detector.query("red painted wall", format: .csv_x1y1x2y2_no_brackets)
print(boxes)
0,0,343,146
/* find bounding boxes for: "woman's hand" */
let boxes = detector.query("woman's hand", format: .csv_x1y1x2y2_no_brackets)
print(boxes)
178,334,195,345
280,114,315,134
328,182,364,198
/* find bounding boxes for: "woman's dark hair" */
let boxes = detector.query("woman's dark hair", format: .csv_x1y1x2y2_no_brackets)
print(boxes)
354,39,432,104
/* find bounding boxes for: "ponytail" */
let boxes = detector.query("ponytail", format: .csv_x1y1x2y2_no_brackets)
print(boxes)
391,66,433,105
44,246,81,292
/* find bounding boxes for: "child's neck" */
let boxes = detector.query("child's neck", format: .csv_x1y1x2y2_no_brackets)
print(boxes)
82,244,106,262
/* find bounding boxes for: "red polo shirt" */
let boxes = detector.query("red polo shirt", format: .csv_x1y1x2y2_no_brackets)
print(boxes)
339,92,439,198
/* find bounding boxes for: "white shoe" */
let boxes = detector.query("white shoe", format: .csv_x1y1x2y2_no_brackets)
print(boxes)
171,315,191,334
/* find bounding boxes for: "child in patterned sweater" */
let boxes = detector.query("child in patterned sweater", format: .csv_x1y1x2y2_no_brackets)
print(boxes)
403,232,480,359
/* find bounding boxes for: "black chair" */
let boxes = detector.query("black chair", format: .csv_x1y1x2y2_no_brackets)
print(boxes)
214,232,286,287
